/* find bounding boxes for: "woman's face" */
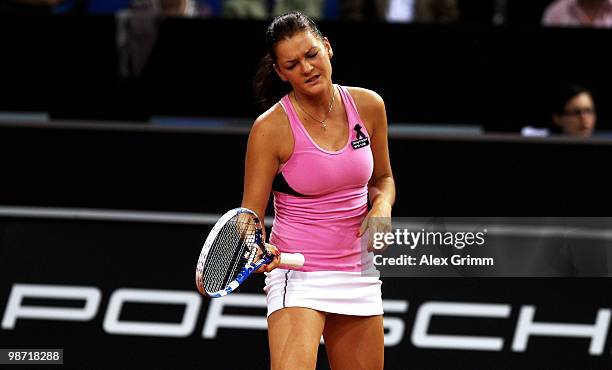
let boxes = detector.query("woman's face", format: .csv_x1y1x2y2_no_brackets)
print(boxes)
554,92,597,137
273,31,333,96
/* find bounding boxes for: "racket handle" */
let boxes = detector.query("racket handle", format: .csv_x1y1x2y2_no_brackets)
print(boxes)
279,252,305,269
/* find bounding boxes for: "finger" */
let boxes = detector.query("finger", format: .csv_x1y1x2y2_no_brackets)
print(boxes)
367,219,387,252
384,218,393,231
357,217,369,237
264,242,280,256
381,218,393,251
255,256,277,273
255,255,280,273
263,255,281,272
367,229,374,252
370,218,387,252
255,244,280,273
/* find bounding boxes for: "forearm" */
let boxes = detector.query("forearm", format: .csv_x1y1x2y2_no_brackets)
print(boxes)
368,175,395,214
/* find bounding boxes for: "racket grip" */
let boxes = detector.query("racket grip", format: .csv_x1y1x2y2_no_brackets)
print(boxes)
279,252,305,269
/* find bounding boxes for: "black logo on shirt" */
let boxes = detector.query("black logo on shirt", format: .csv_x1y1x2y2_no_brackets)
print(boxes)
351,123,370,149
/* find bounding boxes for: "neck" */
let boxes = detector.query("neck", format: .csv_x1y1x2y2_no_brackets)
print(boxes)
294,84,335,117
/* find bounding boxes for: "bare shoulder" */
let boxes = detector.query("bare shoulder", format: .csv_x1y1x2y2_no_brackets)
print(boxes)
345,86,386,133
251,102,290,139
249,102,292,161
346,86,385,112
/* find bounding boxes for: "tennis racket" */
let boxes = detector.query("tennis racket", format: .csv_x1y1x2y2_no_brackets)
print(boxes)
195,207,305,298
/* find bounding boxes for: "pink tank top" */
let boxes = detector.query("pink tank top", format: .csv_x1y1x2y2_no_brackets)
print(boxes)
269,85,374,272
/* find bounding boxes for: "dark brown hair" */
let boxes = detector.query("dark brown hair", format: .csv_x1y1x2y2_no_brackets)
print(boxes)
551,83,592,115
253,11,323,110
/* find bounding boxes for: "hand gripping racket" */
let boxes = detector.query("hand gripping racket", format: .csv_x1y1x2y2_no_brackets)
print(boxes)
195,207,305,298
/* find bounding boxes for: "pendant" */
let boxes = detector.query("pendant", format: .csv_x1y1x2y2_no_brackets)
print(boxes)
321,122,327,130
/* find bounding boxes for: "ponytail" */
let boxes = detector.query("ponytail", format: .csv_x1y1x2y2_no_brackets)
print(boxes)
253,53,290,111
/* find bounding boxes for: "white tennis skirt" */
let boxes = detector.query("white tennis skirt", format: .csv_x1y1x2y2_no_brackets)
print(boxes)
263,267,383,317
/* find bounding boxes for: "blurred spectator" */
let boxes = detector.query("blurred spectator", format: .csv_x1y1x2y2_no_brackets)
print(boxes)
542,0,612,28
386,0,459,23
491,0,507,25
223,0,325,20
549,83,597,137
273,0,324,19
130,0,197,16
51,0,131,14
117,0,198,78
1,0,64,13
386,0,413,22
11,0,198,15
160,0,197,16
222,0,267,19
523,83,597,137
341,0,388,21
414,0,459,23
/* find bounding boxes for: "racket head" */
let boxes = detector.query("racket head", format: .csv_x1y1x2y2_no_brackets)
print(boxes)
195,208,271,298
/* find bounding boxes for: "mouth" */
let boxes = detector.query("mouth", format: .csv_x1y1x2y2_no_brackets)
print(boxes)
305,75,320,84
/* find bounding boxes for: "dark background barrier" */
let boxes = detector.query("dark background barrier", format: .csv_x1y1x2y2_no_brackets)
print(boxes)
1,122,611,214
1,15,611,132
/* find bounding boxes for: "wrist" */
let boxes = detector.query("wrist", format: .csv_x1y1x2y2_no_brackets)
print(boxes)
371,198,392,215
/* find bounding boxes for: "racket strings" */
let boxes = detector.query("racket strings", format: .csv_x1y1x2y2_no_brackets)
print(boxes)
203,215,258,293
219,219,248,289
206,221,242,292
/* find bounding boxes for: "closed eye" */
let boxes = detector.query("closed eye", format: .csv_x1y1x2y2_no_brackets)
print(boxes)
284,47,319,69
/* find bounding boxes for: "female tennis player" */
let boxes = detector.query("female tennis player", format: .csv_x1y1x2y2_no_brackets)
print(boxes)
242,11,395,370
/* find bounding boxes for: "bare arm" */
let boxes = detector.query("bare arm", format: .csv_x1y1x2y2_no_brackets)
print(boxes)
366,92,395,217
352,88,396,248
241,115,280,231
241,111,285,271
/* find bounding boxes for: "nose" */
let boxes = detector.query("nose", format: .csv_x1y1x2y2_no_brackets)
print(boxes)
300,60,314,75
579,110,595,123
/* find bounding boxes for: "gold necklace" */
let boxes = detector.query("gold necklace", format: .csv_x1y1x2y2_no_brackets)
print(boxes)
294,86,335,130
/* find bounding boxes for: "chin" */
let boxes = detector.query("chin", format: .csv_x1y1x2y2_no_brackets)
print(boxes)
303,80,329,94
